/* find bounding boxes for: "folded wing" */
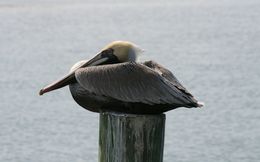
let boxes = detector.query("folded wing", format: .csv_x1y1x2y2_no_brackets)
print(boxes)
75,62,198,106
142,60,194,97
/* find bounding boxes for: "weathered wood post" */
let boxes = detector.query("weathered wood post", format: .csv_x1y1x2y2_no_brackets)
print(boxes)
99,112,165,162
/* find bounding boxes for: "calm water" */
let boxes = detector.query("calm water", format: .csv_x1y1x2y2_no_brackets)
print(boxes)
0,0,260,162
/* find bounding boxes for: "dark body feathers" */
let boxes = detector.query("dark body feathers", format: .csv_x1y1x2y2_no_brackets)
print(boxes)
69,61,200,114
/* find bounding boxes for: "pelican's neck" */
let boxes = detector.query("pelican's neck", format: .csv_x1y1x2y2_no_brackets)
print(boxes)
70,60,88,72
128,47,138,62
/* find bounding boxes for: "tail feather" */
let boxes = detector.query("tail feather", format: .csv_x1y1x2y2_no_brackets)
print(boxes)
196,101,204,107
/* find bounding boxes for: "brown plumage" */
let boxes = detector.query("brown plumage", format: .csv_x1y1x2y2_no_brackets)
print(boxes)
39,41,203,114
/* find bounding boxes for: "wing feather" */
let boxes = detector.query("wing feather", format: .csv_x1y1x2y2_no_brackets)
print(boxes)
75,62,196,106
142,60,194,97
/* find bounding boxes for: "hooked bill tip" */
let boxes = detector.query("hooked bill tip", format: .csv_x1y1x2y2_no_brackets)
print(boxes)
39,89,44,96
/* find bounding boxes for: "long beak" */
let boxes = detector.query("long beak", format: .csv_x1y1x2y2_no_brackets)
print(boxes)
39,53,109,95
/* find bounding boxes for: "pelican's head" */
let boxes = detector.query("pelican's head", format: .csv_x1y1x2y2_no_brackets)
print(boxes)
73,41,143,67
39,41,143,95
102,41,143,62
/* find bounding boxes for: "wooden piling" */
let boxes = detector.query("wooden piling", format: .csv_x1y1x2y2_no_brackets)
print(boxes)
99,112,165,162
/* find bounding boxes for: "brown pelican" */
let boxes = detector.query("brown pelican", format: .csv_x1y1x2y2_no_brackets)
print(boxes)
39,41,203,114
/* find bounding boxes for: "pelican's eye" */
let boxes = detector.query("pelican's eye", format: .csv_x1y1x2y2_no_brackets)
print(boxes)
101,48,114,58
100,48,120,64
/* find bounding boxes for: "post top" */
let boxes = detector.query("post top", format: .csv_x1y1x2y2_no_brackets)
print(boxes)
100,112,166,118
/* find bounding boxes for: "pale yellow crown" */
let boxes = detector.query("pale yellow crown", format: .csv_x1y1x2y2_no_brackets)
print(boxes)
102,41,143,62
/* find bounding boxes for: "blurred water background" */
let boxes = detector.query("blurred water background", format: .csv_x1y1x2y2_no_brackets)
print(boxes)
0,0,260,162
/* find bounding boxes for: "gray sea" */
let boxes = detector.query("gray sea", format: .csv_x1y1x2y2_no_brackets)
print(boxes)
1,0,260,162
